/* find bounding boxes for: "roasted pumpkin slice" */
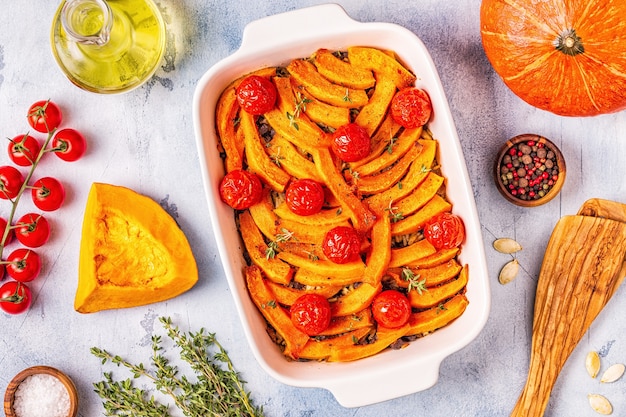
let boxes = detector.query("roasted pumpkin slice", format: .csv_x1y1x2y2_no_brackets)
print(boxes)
312,48,376,89
75,183,198,313
407,294,468,336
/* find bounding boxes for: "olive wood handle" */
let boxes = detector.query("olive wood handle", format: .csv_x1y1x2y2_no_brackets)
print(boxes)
578,198,626,287
577,198,626,221
511,213,626,417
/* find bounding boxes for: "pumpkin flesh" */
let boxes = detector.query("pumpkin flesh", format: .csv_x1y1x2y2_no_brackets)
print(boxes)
75,183,198,313
480,0,626,116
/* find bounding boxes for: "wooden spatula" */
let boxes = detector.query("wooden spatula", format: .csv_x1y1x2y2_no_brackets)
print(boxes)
511,202,626,417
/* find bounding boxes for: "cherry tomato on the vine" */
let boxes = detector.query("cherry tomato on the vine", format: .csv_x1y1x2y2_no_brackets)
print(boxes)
0,281,32,314
236,75,277,115
219,169,263,210
6,248,41,283
0,165,25,200
52,128,86,162
322,225,362,264
285,178,325,216
15,213,50,248
290,293,332,336
27,100,63,133
31,177,65,211
371,290,411,328
8,134,41,166
331,123,371,162
390,87,432,129
0,217,14,244
423,212,465,250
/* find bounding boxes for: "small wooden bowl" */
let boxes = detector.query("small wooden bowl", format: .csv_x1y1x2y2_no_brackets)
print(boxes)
4,366,78,417
494,134,566,207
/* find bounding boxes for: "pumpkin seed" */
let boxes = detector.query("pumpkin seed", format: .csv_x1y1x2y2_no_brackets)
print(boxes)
498,259,519,284
588,394,613,415
600,363,625,383
493,238,522,254
585,351,601,378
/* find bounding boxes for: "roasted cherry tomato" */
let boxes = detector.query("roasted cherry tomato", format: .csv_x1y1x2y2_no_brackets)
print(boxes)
0,281,32,314
423,212,465,250
6,248,41,283
390,87,432,129
8,134,41,166
331,123,371,162
27,100,63,133
51,128,86,162
322,225,361,264
219,169,263,210
285,178,325,216
15,213,50,248
290,293,332,335
371,290,411,328
31,177,65,211
0,165,25,200
236,75,277,115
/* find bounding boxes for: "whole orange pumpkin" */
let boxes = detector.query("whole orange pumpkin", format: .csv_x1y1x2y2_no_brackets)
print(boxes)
480,0,626,117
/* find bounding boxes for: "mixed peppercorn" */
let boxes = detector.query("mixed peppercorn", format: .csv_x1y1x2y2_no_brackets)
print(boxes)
498,139,560,201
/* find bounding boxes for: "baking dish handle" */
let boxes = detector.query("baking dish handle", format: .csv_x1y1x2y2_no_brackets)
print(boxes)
327,359,442,407
240,3,359,52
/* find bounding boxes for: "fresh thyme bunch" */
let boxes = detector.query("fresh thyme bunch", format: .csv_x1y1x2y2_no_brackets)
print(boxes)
91,317,264,417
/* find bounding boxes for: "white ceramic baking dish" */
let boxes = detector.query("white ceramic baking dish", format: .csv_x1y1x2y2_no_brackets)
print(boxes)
193,3,490,407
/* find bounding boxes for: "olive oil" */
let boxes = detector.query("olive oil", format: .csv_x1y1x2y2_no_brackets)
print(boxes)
51,0,165,93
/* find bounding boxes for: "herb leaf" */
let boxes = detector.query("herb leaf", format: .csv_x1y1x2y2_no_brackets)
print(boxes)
91,317,264,417
402,267,427,294
265,228,295,259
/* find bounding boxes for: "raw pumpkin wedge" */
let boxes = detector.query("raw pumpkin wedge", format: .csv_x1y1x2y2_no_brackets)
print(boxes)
75,183,198,313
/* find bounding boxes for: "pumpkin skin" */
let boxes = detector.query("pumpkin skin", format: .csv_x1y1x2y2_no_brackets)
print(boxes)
75,183,198,313
480,0,626,117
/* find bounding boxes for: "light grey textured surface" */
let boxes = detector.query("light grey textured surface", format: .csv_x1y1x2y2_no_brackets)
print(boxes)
1,1,625,416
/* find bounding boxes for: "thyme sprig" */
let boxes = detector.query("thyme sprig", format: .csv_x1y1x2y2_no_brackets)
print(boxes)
384,201,404,223
342,89,352,103
386,136,398,154
91,317,264,417
265,228,295,259
269,146,284,167
402,267,427,294
286,92,312,130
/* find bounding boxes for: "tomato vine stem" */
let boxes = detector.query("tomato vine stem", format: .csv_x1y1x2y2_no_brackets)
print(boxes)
0,128,56,261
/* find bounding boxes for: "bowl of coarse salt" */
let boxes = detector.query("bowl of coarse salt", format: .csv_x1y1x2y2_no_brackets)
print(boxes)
3,366,78,417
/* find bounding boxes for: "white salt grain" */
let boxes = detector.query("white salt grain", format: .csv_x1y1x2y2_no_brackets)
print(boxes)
13,373,70,417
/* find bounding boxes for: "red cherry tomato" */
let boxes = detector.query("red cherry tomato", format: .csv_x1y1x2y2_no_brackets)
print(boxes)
8,134,41,166
0,281,32,314
371,290,411,328
51,128,86,162
390,87,432,129
0,165,25,200
331,123,371,162
290,293,332,336
219,169,263,210
15,213,51,248
322,226,361,264
6,248,41,283
31,177,65,211
285,179,325,216
423,212,465,250
0,217,14,244
27,100,63,133
236,75,277,115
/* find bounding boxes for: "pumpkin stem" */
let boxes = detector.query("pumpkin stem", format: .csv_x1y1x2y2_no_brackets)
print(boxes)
554,29,584,56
